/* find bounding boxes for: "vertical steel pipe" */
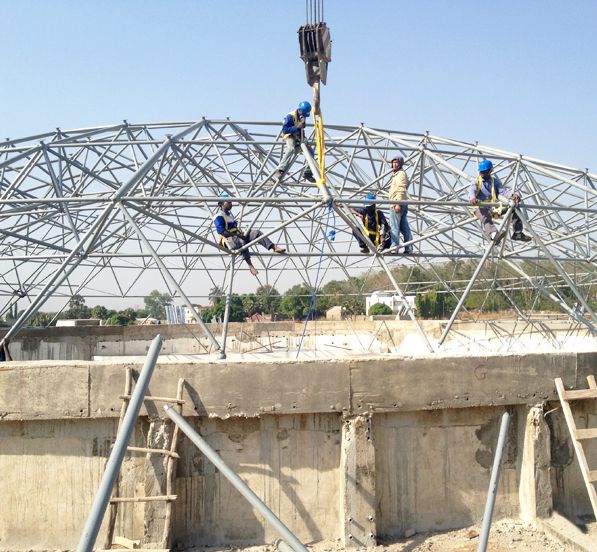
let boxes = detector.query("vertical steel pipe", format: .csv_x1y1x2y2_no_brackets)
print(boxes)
163,405,309,552
76,334,163,552
477,411,510,552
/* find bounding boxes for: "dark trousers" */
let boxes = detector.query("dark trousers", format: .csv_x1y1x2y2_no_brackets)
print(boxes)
475,207,523,238
222,230,273,261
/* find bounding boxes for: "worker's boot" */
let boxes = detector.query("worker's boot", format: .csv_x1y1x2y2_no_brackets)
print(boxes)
511,232,532,242
303,169,316,183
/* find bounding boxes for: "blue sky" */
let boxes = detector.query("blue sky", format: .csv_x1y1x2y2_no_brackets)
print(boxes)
3,0,596,170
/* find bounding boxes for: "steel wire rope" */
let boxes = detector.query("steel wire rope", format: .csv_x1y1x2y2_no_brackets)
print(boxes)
295,205,332,358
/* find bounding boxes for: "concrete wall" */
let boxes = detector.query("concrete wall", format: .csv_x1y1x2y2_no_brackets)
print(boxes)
2,319,594,361
0,350,595,550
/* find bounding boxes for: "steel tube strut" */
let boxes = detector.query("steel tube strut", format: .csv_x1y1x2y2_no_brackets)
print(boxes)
118,204,222,354
163,405,309,552
77,334,163,552
438,205,515,347
477,412,510,552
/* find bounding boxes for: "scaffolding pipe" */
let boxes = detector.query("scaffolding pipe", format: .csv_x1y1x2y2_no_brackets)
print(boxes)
163,404,309,552
477,411,510,552
76,334,163,552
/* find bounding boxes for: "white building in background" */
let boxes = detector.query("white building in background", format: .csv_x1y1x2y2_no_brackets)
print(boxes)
366,291,416,319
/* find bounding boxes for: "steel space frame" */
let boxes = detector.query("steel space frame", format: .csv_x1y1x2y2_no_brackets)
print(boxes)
0,120,595,355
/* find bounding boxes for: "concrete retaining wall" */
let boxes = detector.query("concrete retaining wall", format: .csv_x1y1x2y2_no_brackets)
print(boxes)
0,350,595,550
2,319,594,361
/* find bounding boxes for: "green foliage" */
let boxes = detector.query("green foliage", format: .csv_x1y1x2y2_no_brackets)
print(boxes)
255,285,281,314
279,284,319,320
144,290,172,319
65,294,91,319
203,294,246,323
91,305,108,320
105,313,133,326
416,286,457,319
368,302,393,316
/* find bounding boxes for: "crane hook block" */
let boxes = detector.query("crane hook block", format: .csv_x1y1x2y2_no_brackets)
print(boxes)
298,22,332,86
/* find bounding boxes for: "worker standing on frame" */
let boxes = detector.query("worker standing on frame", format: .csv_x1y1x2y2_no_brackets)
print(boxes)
274,101,317,183
351,195,391,253
388,155,413,254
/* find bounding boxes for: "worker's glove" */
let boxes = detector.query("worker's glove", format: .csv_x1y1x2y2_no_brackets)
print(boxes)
511,193,521,203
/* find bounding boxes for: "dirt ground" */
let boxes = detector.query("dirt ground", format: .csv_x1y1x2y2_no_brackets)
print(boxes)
191,519,582,552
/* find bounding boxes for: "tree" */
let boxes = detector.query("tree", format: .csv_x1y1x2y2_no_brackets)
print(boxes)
66,294,91,319
255,285,281,314
203,294,246,323
91,305,108,320
280,284,321,320
144,290,172,319
105,313,132,326
416,285,457,319
121,307,137,321
368,302,393,316
208,286,225,308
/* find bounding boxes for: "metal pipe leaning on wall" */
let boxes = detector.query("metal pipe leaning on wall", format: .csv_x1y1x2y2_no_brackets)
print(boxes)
477,411,510,552
76,334,164,552
163,404,309,552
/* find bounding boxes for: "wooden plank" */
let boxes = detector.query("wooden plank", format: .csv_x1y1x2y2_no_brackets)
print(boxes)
120,394,185,404
554,377,597,519
574,428,597,440
126,446,179,458
113,535,140,549
561,388,597,401
110,495,177,503
588,375,597,389
104,367,133,549
161,377,185,550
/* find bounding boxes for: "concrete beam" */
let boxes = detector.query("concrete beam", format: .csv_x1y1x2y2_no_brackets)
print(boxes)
0,351,593,421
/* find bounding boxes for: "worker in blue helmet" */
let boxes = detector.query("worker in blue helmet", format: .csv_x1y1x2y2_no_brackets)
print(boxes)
213,194,286,277
468,159,531,243
350,195,391,253
274,101,316,183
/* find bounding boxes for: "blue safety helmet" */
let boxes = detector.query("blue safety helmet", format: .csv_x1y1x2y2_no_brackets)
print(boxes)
363,194,377,207
478,159,493,172
218,192,231,206
298,101,312,116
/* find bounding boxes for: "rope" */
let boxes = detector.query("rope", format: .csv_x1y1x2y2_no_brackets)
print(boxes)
314,111,326,188
296,205,332,358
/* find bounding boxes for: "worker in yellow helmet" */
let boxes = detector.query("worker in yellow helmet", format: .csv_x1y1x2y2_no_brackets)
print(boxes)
274,101,316,183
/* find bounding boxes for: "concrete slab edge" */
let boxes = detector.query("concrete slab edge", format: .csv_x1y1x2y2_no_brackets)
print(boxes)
536,513,596,552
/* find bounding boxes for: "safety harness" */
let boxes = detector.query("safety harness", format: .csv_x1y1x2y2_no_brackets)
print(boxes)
477,175,503,219
281,110,305,140
214,208,242,247
361,210,381,246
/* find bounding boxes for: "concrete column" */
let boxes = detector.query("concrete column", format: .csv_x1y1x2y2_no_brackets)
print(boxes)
341,415,376,547
519,404,553,522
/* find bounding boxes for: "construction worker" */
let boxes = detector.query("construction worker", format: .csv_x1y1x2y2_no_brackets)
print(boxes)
469,159,532,243
274,101,316,183
351,195,391,253
388,155,413,254
213,194,286,276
